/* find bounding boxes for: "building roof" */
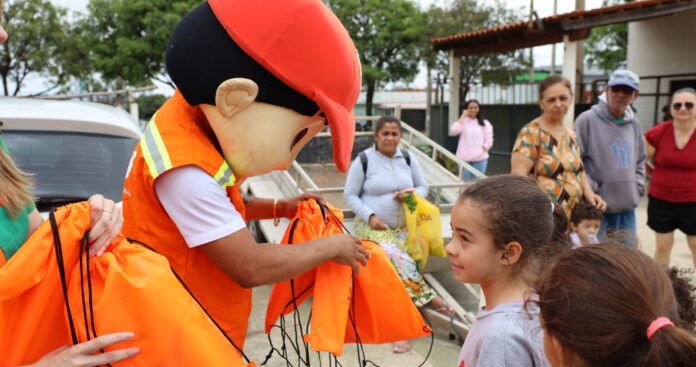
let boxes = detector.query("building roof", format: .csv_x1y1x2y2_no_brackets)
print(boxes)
431,0,696,57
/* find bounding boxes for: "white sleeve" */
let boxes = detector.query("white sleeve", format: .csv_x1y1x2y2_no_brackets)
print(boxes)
154,165,246,247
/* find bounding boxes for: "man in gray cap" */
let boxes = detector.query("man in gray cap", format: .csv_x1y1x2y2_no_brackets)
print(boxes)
574,69,647,246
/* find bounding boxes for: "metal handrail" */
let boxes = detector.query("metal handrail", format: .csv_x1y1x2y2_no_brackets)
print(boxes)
306,182,467,195
284,111,486,212
397,122,486,180
316,118,485,180
290,160,320,191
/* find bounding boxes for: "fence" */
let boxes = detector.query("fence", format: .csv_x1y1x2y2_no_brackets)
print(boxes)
592,73,696,131
428,103,592,175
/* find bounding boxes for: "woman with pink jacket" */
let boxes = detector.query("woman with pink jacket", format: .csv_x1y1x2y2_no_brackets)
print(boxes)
450,100,494,180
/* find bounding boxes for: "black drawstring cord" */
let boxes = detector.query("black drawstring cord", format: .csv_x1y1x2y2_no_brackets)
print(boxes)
77,232,111,366
49,209,79,346
84,236,100,345
263,217,313,366
288,221,311,366
322,203,435,367
266,203,433,366
51,208,116,365
78,233,92,341
417,314,436,367
322,205,376,366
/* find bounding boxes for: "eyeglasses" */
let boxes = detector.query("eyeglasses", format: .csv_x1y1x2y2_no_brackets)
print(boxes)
672,102,695,111
610,85,636,95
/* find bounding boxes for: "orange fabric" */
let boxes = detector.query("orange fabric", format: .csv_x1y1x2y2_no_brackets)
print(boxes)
344,240,432,345
122,90,251,347
265,200,430,356
0,202,253,366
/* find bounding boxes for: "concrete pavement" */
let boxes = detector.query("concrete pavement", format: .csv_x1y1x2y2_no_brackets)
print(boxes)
242,196,694,367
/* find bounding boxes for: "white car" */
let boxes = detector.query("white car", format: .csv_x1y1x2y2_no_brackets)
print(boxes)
0,98,141,213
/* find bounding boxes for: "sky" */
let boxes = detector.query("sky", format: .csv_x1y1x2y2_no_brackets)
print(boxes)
38,0,606,93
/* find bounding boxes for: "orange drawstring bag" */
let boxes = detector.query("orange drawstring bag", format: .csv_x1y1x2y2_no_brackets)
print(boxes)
0,202,254,367
0,203,88,365
265,199,430,357
263,200,330,334
344,240,432,344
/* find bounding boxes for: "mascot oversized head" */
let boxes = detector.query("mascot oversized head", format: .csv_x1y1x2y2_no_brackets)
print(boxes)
165,0,361,179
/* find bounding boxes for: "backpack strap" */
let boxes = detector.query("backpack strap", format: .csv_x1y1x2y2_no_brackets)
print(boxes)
361,149,411,176
402,150,411,166
360,151,368,176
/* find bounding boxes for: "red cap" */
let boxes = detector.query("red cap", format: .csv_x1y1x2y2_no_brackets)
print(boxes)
208,0,361,172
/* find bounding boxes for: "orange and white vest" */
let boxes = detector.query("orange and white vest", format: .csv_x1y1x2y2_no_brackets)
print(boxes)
122,90,251,347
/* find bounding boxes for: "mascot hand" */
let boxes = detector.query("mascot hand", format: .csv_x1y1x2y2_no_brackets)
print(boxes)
281,193,326,218
326,234,369,274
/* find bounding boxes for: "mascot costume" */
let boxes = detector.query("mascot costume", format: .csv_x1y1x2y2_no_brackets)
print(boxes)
122,0,364,349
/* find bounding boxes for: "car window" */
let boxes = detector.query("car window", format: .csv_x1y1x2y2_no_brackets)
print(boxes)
3,131,137,211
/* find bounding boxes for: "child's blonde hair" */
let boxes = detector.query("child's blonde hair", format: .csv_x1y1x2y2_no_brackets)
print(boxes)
0,145,34,218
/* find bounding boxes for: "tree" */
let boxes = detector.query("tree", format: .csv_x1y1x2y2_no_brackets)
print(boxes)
74,0,200,89
326,0,427,116
0,0,68,96
424,0,528,103
585,0,632,73
136,93,167,121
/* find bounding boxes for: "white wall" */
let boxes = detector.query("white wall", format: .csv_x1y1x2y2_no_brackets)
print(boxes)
628,9,696,128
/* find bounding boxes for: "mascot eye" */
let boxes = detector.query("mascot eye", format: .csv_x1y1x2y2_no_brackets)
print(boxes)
290,128,309,150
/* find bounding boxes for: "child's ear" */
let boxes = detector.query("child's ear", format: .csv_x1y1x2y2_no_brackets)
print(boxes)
569,222,578,232
500,241,523,266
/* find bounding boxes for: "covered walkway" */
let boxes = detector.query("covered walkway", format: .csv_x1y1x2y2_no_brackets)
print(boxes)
430,0,696,127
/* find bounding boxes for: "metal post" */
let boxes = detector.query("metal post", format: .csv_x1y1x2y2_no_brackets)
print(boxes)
575,0,586,102
653,76,662,126
550,0,558,75
562,34,579,129
127,89,139,121
449,50,461,134
435,188,442,206
426,67,432,137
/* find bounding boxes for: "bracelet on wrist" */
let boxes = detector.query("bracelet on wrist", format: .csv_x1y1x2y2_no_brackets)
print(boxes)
273,198,280,227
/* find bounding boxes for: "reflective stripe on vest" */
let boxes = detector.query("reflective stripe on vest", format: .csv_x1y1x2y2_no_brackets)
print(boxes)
140,113,236,188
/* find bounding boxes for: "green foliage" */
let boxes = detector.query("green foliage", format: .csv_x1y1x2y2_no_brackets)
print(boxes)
136,94,168,120
443,155,459,176
0,0,67,96
326,0,427,115
425,0,529,102
585,0,632,73
403,192,417,213
76,0,200,88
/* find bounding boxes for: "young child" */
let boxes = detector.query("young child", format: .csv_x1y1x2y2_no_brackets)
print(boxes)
537,245,696,366
447,175,568,367
569,202,602,248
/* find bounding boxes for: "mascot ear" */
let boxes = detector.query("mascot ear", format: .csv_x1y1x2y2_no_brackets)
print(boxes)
215,78,259,118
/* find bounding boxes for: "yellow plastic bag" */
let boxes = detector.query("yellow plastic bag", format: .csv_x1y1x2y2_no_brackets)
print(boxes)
402,193,446,271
